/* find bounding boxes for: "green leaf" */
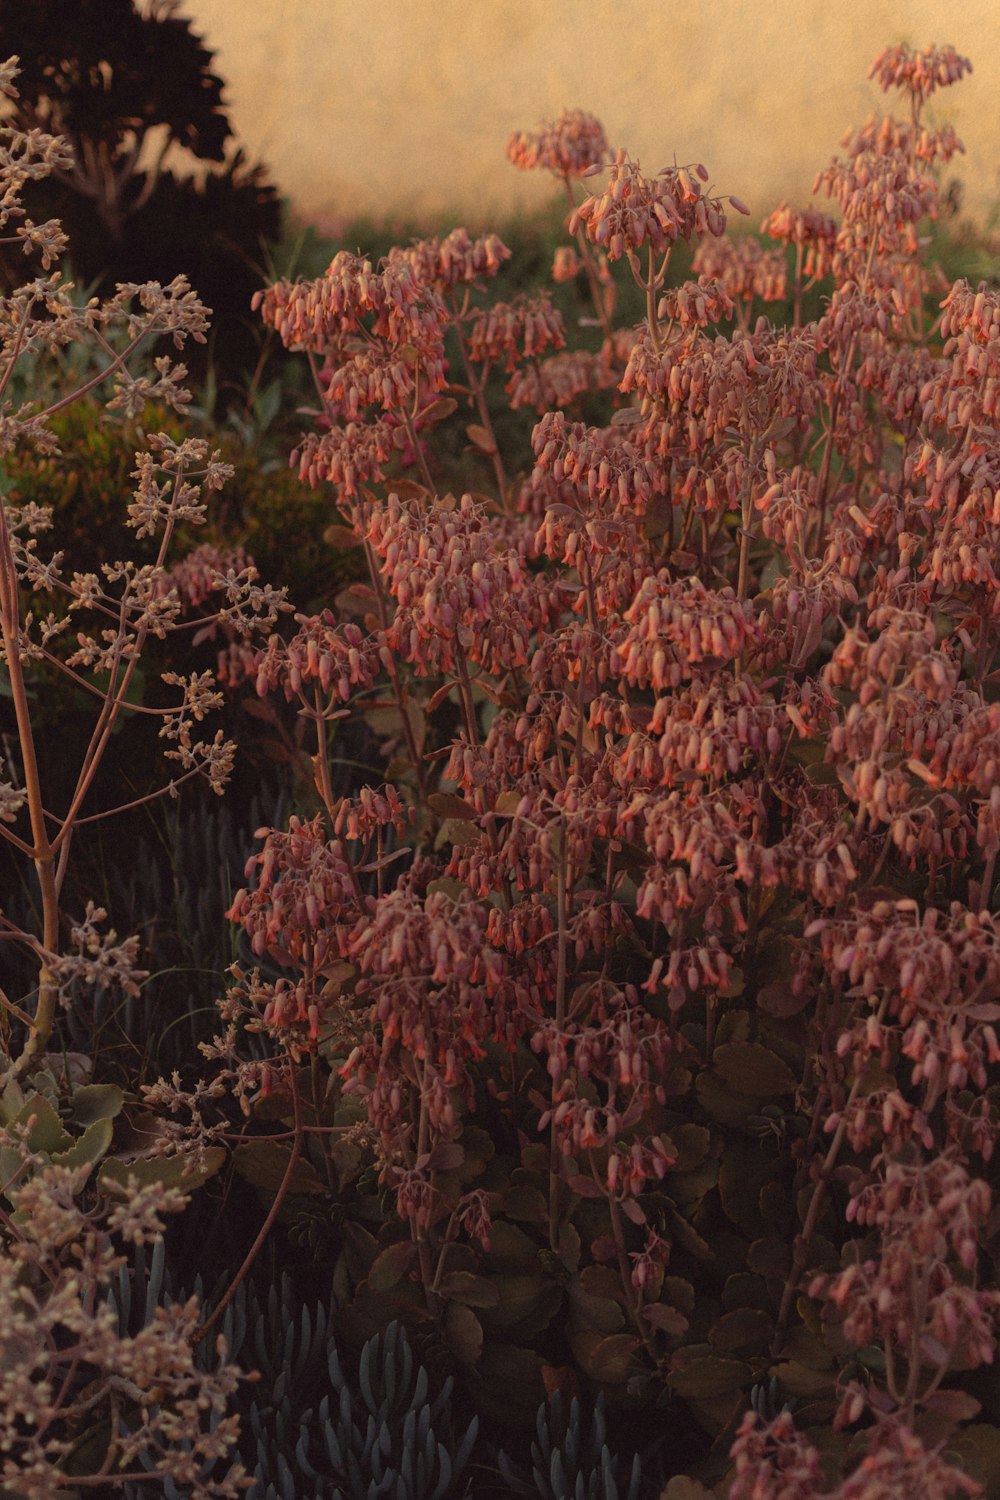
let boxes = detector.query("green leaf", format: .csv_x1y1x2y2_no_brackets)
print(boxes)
52,1118,114,1174
422,1140,465,1171
335,583,379,616
669,1348,751,1399
504,1184,548,1224
570,1330,641,1385
437,1271,501,1309
475,1343,545,1425
435,817,480,849
719,1143,781,1234
340,1220,379,1284
427,792,478,820
953,1424,1000,1497
98,1147,225,1196
665,1123,712,1173
667,1208,715,1262
695,1068,760,1126
480,1275,563,1335
444,1300,483,1366
747,1236,792,1280
769,1359,837,1399
323,524,361,548
367,1240,418,1293
231,1141,327,1195
712,1043,798,1098
420,396,458,423
482,1220,540,1272
0,1077,26,1126
568,1281,626,1335
722,1272,772,1313
643,1302,689,1338
709,1307,772,1354
69,1084,124,1126
466,423,497,455
458,1126,496,1181
716,1010,750,1046
425,876,468,901
661,1480,716,1500
12,1094,73,1155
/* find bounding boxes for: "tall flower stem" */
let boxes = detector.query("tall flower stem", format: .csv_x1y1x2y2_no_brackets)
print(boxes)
770,993,890,1357
561,176,615,339
447,295,508,502
0,500,58,1077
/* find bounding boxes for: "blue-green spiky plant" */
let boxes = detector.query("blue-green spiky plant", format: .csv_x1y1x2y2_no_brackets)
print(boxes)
293,1320,478,1500
112,1246,477,1500
498,1391,642,1500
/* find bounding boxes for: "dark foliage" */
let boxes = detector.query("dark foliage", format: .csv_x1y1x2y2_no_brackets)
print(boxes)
0,0,283,390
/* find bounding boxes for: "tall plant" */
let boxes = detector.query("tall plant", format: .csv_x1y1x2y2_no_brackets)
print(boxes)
0,54,285,1075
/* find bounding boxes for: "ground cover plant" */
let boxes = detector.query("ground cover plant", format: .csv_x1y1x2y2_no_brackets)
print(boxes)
3,34,1000,1500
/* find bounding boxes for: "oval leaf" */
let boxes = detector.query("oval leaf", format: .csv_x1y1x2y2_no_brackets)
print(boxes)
420,396,458,423
231,1141,327,1195
466,423,497,455
438,1271,501,1309
445,1300,483,1365
669,1349,751,1399
69,1083,125,1126
367,1240,419,1293
571,1331,641,1385
712,1042,797,1097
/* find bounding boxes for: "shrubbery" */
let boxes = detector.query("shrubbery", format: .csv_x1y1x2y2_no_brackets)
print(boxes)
3,36,1000,1500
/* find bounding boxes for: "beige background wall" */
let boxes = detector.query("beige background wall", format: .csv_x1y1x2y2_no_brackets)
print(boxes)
177,1,1000,235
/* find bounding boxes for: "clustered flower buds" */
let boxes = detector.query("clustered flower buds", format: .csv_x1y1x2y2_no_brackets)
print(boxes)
505,108,610,178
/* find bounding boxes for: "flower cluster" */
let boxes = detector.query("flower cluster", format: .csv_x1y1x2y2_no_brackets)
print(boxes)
869,43,972,104
569,152,741,261
505,108,609,178
693,235,788,310
253,609,380,705
227,814,361,974
198,42,1000,1499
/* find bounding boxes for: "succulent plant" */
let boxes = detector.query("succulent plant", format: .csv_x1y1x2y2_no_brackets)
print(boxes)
112,1248,477,1500
293,1321,478,1500
498,1391,642,1500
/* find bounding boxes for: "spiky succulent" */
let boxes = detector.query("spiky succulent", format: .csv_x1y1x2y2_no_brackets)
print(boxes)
112,1249,477,1500
498,1391,642,1500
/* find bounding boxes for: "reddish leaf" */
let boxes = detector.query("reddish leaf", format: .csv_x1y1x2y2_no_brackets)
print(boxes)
437,1271,500,1308
565,1173,606,1199
419,396,458,423
422,1140,465,1171
494,791,523,816
466,423,497,455
643,1303,689,1338
427,792,478,821
444,1301,483,1366
390,479,431,500
323,523,361,547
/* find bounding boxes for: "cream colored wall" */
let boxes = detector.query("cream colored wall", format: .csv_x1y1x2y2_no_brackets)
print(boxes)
176,0,1000,235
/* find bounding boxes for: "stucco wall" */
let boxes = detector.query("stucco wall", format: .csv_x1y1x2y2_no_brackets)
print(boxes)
176,1,1000,234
